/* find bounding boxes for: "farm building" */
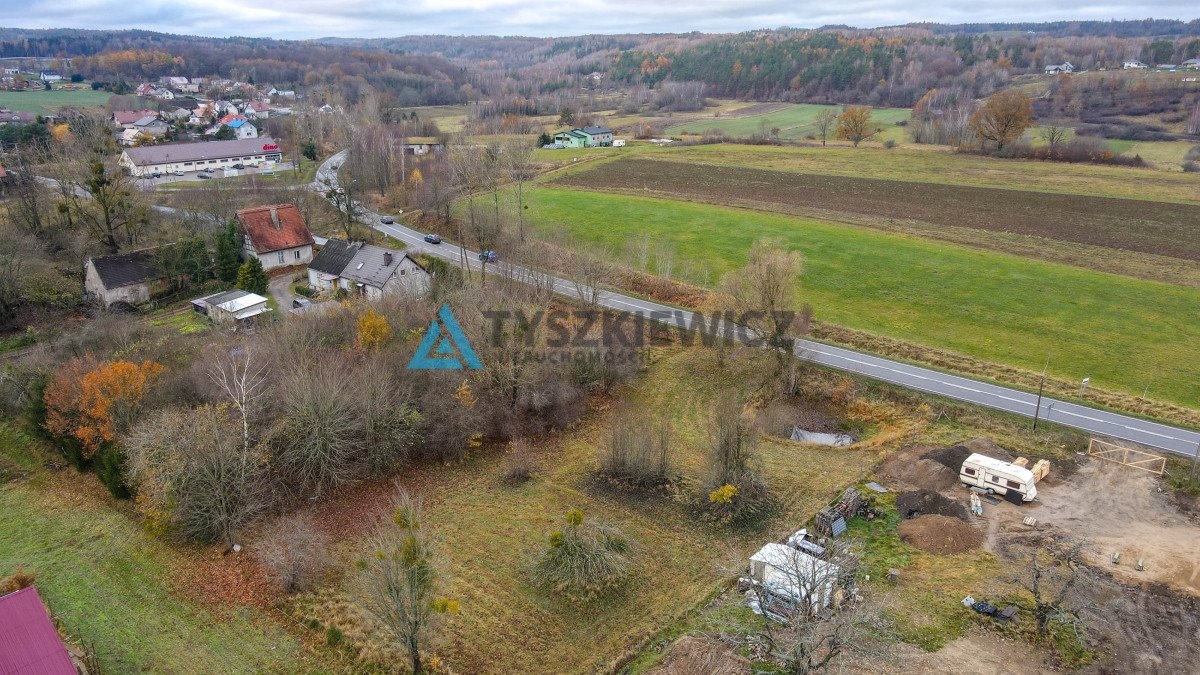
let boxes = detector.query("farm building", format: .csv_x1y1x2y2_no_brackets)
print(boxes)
553,129,589,148
1044,62,1074,74
0,586,76,674
402,137,443,155
237,204,314,271
191,289,270,325
307,239,431,300
553,127,614,148
118,136,282,177
83,246,172,307
749,543,841,612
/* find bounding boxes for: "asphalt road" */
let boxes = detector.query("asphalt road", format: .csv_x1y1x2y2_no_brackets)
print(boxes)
314,152,1200,460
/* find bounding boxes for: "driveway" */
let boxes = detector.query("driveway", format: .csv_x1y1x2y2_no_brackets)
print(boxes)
268,273,298,310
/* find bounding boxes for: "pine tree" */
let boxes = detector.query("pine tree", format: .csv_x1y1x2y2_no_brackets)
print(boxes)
236,257,268,295
214,221,241,283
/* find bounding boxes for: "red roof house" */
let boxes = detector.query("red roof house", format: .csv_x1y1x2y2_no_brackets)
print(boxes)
0,586,75,674
236,204,315,270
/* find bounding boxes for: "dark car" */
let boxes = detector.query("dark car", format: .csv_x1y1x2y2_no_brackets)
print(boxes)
197,171,213,179
424,233,442,245
478,250,498,263
380,216,395,224
232,163,245,169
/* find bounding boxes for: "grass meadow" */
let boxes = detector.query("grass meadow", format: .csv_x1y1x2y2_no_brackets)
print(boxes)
522,186,1200,409
665,103,911,142
0,88,110,114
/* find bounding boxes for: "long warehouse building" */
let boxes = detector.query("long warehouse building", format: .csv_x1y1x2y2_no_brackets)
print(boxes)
119,136,283,176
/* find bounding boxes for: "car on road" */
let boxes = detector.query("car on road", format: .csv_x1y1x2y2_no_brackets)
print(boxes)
197,172,213,179
424,233,442,244
478,250,498,263
380,216,395,224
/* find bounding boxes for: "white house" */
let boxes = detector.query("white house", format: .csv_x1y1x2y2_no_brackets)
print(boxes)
1183,59,1200,69
225,118,258,139
39,71,62,83
119,136,283,177
132,115,169,137
1123,60,1148,69
191,289,270,326
237,203,315,271
1044,62,1074,74
307,239,431,300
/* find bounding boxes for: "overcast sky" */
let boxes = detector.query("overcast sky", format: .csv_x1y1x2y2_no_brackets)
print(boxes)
5,1,1198,40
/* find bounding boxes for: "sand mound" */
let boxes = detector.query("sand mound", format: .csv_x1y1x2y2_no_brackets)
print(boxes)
649,636,750,675
898,514,984,554
895,489,969,521
877,457,960,492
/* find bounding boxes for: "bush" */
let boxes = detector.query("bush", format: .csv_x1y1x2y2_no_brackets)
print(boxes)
883,139,897,149
325,626,344,647
95,444,132,499
1183,161,1199,173
293,285,315,298
0,567,35,594
502,439,534,485
534,510,630,601
598,406,673,491
258,513,330,593
703,398,772,525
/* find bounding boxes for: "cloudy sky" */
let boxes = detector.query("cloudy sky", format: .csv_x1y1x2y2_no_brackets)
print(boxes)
6,0,1198,39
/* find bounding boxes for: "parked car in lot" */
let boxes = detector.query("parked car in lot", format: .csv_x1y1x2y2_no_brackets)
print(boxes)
150,172,162,179
232,163,244,169
197,172,213,179
424,233,442,244
478,250,498,263
380,216,394,224
173,170,185,176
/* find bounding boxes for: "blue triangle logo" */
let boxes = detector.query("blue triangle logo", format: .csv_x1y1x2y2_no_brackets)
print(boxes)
407,304,483,370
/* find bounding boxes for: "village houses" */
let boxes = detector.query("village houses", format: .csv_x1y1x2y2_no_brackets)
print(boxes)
237,204,315,271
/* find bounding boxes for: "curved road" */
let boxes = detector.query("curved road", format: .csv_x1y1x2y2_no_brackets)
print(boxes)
315,151,1200,460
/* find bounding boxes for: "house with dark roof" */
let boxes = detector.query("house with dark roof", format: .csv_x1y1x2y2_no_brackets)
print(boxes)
307,239,430,300
237,204,314,271
0,586,76,674
83,246,172,307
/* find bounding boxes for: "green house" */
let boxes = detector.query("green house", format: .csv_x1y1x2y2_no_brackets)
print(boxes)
553,130,589,148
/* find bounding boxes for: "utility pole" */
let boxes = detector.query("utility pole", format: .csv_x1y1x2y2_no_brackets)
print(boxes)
1032,353,1050,431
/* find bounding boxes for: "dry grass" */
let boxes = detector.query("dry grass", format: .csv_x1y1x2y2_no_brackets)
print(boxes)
294,348,877,673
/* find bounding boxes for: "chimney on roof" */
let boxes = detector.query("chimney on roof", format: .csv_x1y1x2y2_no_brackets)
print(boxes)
384,252,393,266
269,206,280,230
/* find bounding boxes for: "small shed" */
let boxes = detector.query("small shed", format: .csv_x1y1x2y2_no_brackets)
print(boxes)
192,289,270,326
0,586,76,674
749,543,841,611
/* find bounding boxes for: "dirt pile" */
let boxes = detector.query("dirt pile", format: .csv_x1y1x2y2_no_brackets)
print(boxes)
898,515,985,554
895,489,969,521
924,440,1014,471
877,457,960,492
649,636,750,675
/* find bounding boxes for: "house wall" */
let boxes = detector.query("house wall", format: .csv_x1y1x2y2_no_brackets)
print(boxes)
307,267,338,292
377,261,432,298
248,244,313,271
123,150,282,176
83,261,150,306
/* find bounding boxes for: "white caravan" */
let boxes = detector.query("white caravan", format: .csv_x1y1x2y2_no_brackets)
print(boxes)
959,453,1037,502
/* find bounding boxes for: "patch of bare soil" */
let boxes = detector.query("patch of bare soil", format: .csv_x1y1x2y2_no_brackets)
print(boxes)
878,456,960,493
895,490,969,521
925,440,1015,471
648,635,750,675
898,514,984,554
875,633,1052,674
757,396,847,438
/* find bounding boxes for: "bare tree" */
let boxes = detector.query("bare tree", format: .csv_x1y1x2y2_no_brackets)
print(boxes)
1018,543,1086,638
358,489,456,674
1040,125,1069,149
567,250,613,308
209,346,269,453
814,109,838,146
504,138,535,242
749,539,879,674
64,158,148,253
258,512,330,593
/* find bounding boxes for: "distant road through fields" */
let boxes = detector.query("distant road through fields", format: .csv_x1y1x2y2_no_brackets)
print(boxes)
315,151,1200,460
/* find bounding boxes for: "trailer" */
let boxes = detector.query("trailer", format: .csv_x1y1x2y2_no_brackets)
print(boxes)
959,453,1038,502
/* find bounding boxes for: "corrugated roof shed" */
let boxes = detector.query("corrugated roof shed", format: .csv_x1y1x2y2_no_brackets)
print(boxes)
87,246,168,290
0,587,75,674
237,204,314,254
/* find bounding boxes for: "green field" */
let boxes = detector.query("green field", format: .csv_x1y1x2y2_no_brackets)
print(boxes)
665,103,911,141
0,425,326,673
523,187,1200,408
0,88,110,115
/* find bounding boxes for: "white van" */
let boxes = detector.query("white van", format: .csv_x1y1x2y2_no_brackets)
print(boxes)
959,453,1037,502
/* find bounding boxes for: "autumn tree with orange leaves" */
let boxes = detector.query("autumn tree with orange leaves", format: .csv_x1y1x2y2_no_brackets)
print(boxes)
835,106,879,147
970,89,1034,151
43,356,164,458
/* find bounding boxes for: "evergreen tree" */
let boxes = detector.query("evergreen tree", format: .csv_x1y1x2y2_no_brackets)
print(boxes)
214,221,241,283
236,257,268,295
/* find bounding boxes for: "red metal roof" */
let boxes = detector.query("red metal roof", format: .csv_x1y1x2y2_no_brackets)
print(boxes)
237,204,315,254
0,587,75,675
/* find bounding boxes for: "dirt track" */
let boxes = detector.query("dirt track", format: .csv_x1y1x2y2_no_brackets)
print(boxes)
552,158,1200,260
